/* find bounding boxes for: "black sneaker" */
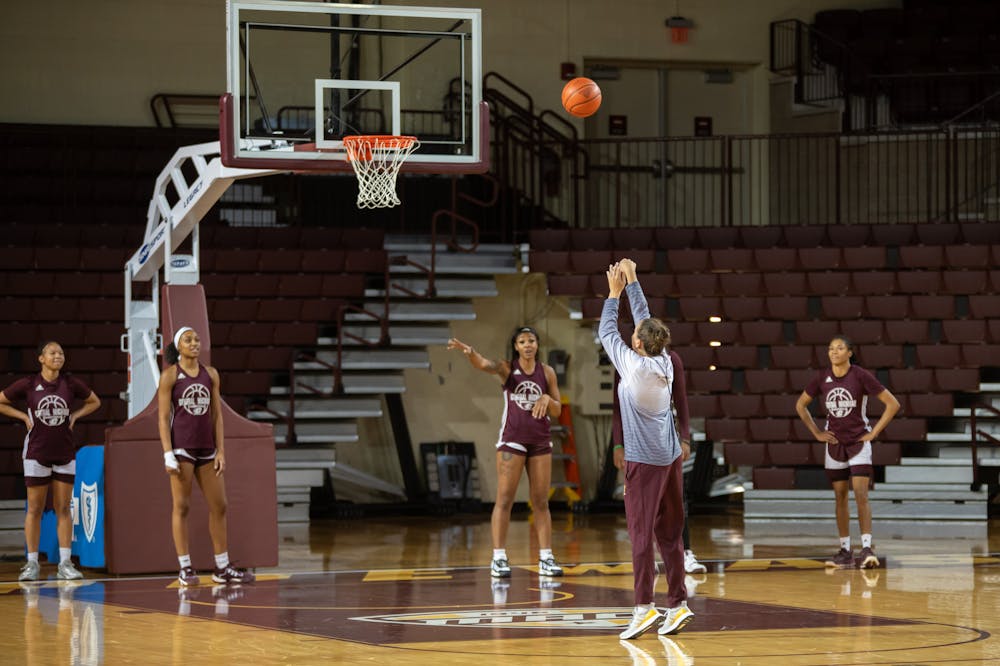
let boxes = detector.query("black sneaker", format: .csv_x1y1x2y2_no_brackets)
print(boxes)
538,556,564,577
178,566,200,586
212,565,255,584
491,557,511,578
858,546,880,569
825,548,854,568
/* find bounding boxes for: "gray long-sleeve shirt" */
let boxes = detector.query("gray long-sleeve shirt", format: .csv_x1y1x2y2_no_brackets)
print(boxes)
599,280,681,467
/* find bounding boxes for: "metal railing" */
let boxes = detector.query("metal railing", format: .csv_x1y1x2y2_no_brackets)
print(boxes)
970,403,1000,492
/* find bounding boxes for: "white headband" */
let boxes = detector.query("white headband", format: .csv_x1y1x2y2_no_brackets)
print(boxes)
173,326,194,348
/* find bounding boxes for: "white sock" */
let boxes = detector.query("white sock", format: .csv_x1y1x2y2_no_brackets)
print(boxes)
215,552,230,569
493,549,507,561
861,534,873,549
539,548,553,561
840,537,851,551
59,547,72,565
178,554,192,569
27,551,39,564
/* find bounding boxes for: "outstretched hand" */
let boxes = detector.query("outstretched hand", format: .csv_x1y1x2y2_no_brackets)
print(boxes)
447,338,473,356
618,258,637,283
606,263,626,298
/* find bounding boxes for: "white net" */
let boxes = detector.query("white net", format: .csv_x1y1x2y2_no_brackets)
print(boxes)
343,135,420,209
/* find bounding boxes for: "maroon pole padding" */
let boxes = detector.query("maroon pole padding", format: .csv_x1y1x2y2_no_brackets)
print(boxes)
103,282,278,574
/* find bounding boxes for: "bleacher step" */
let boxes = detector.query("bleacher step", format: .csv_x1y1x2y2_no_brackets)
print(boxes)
367,277,499,298
296,349,429,370
321,324,452,347
250,398,382,420
344,301,476,322
271,374,407,395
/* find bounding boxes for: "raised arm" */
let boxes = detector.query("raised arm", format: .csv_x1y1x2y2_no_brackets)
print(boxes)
447,337,511,382
619,258,650,322
599,263,637,377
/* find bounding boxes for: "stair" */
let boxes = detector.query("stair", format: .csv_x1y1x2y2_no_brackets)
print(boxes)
256,235,517,519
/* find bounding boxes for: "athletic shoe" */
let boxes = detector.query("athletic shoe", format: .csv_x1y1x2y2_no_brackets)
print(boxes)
825,548,855,568
620,605,661,640
658,602,694,635
18,560,40,582
683,550,707,574
178,566,200,586
212,565,255,584
57,560,84,580
538,556,564,577
858,546,880,569
491,557,511,578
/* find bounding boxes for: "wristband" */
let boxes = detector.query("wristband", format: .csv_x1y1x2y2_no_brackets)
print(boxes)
164,451,179,471
613,444,624,450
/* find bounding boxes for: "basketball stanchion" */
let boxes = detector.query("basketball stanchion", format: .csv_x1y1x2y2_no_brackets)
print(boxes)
343,135,421,209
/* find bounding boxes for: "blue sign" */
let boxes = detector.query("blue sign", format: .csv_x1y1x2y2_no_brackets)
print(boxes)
73,445,105,567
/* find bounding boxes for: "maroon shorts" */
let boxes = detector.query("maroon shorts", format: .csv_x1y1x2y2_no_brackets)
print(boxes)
174,447,217,468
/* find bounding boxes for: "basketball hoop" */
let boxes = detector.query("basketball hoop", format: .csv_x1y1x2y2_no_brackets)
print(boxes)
343,135,420,209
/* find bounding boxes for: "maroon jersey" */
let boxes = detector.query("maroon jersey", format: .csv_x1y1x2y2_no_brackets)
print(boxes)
170,364,215,450
3,374,92,462
498,358,552,446
804,365,885,460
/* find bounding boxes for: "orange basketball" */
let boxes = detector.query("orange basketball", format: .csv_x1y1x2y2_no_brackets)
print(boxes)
561,77,602,118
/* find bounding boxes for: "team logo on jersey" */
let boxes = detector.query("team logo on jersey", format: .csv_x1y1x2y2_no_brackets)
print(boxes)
35,384,44,391
825,386,856,418
351,608,633,630
511,381,542,411
178,383,211,416
81,482,99,543
34,394,70,426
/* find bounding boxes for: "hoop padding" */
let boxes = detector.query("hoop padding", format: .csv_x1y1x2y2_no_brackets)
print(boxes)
343,135,420,209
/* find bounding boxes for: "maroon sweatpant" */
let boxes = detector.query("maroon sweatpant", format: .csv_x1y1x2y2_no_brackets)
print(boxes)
624,458,686,608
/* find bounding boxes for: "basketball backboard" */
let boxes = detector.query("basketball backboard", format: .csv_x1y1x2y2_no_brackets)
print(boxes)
222,0,486,173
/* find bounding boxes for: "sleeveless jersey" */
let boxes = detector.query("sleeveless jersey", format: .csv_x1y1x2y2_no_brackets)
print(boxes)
170,364,215,450
3,374,92,462
497,358,552,447
804,364,885,461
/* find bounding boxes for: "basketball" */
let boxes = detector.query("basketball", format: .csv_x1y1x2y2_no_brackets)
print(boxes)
561,77,602,118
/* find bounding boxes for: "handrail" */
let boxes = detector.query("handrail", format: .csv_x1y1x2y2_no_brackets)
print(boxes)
969,402,1000,492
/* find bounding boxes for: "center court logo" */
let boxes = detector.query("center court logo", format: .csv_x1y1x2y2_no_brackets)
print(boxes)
178,383,211,416
825,387,856,418
351,608,633,630
511,381,543,411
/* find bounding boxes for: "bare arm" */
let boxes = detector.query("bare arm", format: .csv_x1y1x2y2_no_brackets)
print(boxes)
795,391,838,444
447,337,511,382
532,364,563,419
0,392,30,429
861,388,901,442
208,366,225,475
157,367,181,474
69,392,101,430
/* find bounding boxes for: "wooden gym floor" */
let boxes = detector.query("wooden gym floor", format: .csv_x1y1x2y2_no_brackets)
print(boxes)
2,510,999,665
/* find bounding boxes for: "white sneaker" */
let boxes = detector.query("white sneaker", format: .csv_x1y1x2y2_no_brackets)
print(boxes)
19,560,40,582
683,550,707,574
491,557,511,578
620,604,661,640
658,602,694,635
538,556,564,576
57,560,84,580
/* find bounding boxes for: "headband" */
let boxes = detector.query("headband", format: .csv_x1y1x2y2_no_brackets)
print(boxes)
173,326,194,348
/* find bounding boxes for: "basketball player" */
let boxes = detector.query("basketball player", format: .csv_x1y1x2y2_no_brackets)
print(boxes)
447,327,565,579
611,308,707,576
158,326,254,586
0,341,100,581
795,335,900,569
600,259,693,640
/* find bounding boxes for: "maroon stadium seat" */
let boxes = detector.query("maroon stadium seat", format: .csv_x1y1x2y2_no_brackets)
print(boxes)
719,272,764,296
710,248,755,272
687,394,722,418
858,344,904,368
968,295,1000,319
820,295,864,319
276,274,322,299
529,228,570,251
883,418,927,441
763,271,807,296
782,225,828,248
840,320,884,345
765,296,809,321
257,249,304,273
870,223,915,246
547,274,591,296
739,226,784,249
944,245,989,269
940,270,988,295
634,273,674,297
934,368,980,391
908,393,954,416
655,227,698,250
344,249,388,273
340,228,384,250
725,443,768,466
749,418,793,442
961,343,1000,366
769,345,814,369
697,321,739,345
676,273,719,296
301,249,346,273
884,320,930,344
941,319,987,344
851,270,897,295
689,369,733,392
796,321,839,345
767,442,814,465
752,467,795,489
697,227,741,249
807,271,851,296
201,274,237,298
255,227,302,250
678,296,722,321
612,227,655,250
889,368,934,393
666,249,709,273
915,223,960,246
871,442,901,465
840,245,886,270
569,249,614,274
753,248,798,272
256,299,302,322
666,322,697,345
959,222,1000,244
719,394,763,418
715,345,760,369
827,225,872,248
742,321,785,345
529,250,571,274
631,249,657,272
569,228,612,250
721,296,765,321
214,249,260,273
744,369,789,393
762,393,800,417
235,274,281,298
863,295,909,320
798,247,842,270
897,270,942,294
676,345,716,369
915,344,961,368
707,418,749,441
